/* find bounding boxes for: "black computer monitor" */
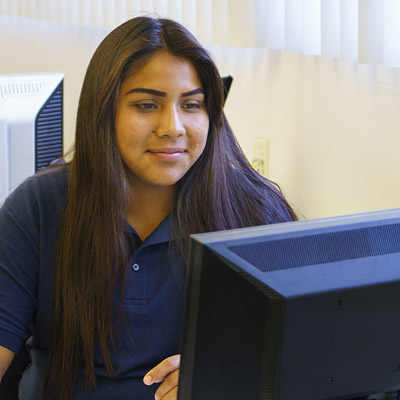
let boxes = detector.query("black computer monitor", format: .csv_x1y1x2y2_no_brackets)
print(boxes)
221,75,233,103
178,209,400,400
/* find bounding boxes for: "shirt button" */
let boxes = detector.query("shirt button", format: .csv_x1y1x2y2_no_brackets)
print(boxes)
132,263,140,272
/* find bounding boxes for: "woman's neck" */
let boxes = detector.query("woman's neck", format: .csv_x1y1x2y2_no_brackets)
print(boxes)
126,184,175,241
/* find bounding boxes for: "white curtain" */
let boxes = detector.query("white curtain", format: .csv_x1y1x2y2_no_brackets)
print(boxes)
1,0,399,67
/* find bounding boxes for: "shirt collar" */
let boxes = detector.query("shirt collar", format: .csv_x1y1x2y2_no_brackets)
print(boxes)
125,214,171,245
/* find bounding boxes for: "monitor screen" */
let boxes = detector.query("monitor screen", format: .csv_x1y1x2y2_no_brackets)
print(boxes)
178,208,400,400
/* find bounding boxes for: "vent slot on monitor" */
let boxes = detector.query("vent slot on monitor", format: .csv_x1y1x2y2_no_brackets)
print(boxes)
228,223,400,272
35,81,63,171
0,80,47,100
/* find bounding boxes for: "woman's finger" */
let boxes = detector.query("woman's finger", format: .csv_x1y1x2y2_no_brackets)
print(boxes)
143,354,181,384
154,369,179,400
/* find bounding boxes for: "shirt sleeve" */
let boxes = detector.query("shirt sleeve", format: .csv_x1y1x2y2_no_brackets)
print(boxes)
0,180,41,353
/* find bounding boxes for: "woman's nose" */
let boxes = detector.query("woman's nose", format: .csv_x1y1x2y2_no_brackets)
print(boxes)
153,106,185,138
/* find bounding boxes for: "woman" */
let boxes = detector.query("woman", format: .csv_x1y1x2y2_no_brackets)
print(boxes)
0,16,297,400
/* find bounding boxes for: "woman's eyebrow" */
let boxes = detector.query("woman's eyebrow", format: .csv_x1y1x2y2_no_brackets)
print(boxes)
181,88,204,97
124,88,204,97
125,88,166,97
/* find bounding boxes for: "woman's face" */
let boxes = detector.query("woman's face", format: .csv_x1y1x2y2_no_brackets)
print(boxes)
115,51,209,193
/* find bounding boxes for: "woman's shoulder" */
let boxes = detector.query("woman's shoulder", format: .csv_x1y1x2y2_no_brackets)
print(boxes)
2,165,69,218
34,164,69,189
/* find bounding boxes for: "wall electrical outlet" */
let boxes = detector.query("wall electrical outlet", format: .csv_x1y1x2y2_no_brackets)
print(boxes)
252,137,269,177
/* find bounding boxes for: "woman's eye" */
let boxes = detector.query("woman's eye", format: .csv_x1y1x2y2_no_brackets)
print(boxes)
183,103,201,111
136,103,156,111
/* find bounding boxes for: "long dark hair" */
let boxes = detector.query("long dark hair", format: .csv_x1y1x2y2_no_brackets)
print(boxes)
43,16,297,399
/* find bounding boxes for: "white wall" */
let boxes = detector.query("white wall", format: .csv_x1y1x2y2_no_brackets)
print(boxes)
210,46,400,220
2,15,400,220
292,57,400,219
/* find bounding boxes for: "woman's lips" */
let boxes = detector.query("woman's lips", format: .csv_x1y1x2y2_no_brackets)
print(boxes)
147,148,186,162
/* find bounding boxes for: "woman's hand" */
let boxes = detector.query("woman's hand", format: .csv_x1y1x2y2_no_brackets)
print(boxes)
143,354,181,400
0,345,15,383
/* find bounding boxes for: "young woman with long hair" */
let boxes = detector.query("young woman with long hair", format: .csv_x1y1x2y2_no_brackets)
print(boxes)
0,16,297,400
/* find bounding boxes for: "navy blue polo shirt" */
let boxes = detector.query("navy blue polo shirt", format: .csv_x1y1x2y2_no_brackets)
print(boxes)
0,167,185,399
